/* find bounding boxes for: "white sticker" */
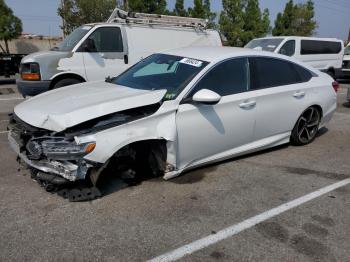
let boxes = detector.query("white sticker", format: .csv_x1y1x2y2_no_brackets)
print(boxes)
267,45,276,48
179,58,203,67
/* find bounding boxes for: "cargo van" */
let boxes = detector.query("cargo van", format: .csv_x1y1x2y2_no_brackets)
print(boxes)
245,36,344,79
17,8,221,97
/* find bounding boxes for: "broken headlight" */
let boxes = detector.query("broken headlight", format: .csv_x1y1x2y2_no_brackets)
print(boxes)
26,137,95,160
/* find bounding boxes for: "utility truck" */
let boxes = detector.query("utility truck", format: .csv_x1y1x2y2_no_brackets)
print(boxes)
17,8,221,97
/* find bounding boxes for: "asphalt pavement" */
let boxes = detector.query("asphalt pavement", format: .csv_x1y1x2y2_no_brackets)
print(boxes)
0,80,349,262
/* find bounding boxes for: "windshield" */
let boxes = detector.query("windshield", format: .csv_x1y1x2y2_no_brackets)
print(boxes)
114,54,209,100
245,38,284,52
57,26,92,52
345,45,350,55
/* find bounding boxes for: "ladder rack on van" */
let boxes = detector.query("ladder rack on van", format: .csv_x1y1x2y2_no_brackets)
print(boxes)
107,8,207,29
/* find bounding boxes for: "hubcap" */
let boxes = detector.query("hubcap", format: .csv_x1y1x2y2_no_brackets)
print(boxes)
296,107,320,144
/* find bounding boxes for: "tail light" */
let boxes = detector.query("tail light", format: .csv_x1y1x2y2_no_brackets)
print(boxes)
332,81,339,93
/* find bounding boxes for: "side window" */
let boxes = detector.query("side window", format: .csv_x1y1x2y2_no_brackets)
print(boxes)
83,27,123,53
293,64,313,82
301,40,342,55
189,58,248,97
249,57,302,89
279,40,295,56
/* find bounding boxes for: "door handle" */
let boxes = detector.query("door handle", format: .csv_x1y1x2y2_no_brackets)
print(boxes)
239,100,256,109
293,91,305,98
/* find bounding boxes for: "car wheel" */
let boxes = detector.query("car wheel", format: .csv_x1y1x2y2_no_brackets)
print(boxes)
291,106,321,146
53,78,82,89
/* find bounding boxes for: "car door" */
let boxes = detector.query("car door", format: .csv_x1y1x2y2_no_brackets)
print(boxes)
248,57,313,141
176,57,256,169
79,26,129,81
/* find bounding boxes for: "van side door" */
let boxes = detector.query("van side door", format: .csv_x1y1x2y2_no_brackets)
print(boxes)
78,26,129,81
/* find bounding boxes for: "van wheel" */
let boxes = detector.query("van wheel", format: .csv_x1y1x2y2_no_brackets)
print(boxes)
291,106,321,146
326,69,335,80
53,78,82,89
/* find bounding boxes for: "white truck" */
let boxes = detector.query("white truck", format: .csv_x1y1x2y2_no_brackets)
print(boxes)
245,36,344,79
17,8,221,97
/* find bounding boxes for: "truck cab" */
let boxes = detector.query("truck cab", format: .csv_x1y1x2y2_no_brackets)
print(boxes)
17,9,221,97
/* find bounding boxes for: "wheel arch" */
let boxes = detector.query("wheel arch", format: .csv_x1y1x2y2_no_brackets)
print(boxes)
49,73,86,89
89,138,170,185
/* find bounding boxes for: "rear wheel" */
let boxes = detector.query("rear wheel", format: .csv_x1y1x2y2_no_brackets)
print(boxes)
52,78,82,89
291,107,321,146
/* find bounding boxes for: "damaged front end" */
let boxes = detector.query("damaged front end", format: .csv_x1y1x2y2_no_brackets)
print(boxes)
8,114,100,200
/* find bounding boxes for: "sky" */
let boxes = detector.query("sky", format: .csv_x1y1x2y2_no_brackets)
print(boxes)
4,0,350,40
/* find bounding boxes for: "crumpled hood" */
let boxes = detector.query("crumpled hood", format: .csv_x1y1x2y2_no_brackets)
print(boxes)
14,81,166,132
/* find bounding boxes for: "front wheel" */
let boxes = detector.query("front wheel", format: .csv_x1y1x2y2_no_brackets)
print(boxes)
291,107,321,146
52,78,82,89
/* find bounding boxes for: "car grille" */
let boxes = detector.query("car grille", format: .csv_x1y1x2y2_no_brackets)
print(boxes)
343,60,350,69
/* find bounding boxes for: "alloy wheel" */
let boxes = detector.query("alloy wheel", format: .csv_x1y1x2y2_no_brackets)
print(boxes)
296,107,320,144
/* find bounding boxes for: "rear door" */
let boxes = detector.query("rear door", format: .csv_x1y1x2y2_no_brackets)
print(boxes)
248,57,314,141
79,26,129,81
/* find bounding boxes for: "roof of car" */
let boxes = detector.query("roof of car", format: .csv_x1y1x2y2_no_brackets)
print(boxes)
161,46,287,63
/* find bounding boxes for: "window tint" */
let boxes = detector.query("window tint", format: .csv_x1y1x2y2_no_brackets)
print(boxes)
189,58,248,97
245,38,284,52
279,40,295,56
250,57,304,89
86,27,123,52
301,40,342,55
293,64,313,82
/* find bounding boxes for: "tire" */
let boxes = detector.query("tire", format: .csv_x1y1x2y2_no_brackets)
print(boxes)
52,78,82,89
326,69,335,80
291,106,321,146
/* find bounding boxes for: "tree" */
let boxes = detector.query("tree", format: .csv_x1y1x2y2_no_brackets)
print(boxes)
203,0,217,28
219,0,245,46
58,0,118,35
241,0,270,45
219,0,270,47
272,0,316,36
128,0,167,14
173,0,187,17
0,0,22,53
189,0,205,18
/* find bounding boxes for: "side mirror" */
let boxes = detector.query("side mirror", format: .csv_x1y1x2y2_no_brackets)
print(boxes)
80,38,96,52
279,48,287,55
192,89,221,105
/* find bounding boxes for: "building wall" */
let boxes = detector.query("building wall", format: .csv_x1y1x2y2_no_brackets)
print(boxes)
0,38,62,54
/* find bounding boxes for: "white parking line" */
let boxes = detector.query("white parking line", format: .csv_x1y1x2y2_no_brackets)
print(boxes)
0,131,8,134
148,178,350,262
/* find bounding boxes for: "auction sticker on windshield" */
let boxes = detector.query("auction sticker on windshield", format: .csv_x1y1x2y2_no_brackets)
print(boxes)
180,58,203,67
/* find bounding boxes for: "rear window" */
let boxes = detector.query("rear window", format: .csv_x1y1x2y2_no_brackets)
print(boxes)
301,40,342,55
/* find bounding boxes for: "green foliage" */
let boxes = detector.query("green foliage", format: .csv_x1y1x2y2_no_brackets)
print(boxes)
173,0,188,17
203,0,217,29
128,0,167,14
58,0,118,35
0,0,22,53
219,0,270,47
272,0,317,36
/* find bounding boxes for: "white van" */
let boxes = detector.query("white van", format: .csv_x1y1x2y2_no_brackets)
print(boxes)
245,36,344,79
17,9,221,97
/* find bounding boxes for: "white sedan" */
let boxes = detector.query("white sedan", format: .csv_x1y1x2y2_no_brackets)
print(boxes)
8,47,337,200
